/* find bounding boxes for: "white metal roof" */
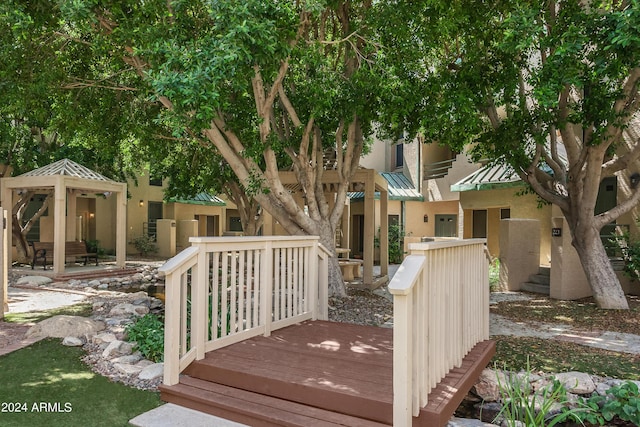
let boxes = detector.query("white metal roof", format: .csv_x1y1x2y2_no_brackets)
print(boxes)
18,158,115,182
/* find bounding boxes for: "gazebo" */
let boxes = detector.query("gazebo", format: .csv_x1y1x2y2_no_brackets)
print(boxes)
1,159,127,275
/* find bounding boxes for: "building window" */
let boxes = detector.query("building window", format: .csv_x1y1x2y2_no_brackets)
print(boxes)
395,144,404,168
229,217,243,232
149,176,163,186
501,209,511,219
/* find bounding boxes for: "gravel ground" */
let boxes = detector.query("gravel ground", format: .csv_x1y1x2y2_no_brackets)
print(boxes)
328,287,393,327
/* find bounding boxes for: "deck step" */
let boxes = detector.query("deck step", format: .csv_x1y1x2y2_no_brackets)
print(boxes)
160,321,495,427
160,377,390,427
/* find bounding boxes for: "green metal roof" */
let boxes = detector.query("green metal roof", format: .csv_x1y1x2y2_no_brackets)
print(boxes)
451,163,524,192
169,192,226,206
350,172,424,201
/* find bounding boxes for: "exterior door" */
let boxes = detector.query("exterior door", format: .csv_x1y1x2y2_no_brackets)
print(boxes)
472,210,487,238
435,214,457,237
147,201,163,239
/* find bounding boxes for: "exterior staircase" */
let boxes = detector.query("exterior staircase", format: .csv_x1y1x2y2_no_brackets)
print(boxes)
521,266,550,295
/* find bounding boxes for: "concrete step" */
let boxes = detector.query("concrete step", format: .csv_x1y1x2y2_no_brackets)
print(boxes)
538,266,550,276
528,273,550,286
521,281,550,295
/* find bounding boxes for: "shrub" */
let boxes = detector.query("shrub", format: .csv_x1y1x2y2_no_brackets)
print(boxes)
125,314,164,363
131,235,158,256
580,381,640,426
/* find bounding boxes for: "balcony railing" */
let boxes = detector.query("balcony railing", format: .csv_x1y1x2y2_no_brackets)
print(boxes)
424,158,456,179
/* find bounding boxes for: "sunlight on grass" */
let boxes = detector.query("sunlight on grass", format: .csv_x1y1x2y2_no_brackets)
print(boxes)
0,339,161,427
23,371,96,387
4,304,93,324
553,315,574,322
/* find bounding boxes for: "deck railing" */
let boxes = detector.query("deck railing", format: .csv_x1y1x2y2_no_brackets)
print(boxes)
159,236,331,386
389,239,490,426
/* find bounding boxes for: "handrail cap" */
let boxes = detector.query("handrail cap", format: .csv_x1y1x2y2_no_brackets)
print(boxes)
158,246,199,275
388,255,426,296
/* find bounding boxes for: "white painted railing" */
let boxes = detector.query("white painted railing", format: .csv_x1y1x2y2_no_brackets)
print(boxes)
160,236,331,386
389,239,489,426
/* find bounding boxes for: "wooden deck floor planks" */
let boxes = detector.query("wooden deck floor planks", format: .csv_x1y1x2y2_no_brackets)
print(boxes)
161,320,495,427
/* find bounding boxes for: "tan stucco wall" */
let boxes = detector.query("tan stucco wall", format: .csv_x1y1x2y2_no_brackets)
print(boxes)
459,187,552,265
95,195,118,252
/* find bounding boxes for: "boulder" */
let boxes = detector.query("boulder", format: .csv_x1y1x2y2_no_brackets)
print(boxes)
102,340,136,358
16,276,53,286
473,369,510,402
26,315,105,339
138,363,164,380
553,372,596,395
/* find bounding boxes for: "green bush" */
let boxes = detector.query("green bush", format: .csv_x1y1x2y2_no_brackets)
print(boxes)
375,223,405,264
85,239,105,256
580,381,640,426
131,235,158,256
125,314,164,363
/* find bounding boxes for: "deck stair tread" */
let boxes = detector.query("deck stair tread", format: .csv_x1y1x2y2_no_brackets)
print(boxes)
160,321,495,427
161,376,390,427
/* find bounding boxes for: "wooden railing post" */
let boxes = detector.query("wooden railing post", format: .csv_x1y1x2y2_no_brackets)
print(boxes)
163,271,181,386
193,242,207,361
393,291,413,425
261,240,273,336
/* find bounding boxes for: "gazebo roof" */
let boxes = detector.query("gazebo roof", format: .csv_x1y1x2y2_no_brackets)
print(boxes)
18,159,115,182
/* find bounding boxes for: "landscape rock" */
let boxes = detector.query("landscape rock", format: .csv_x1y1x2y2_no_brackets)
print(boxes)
92,332,117,344
62,336,84,346
109,303,149,317
473,369,509,402
26,315,105,339
114,362,144,376
138,363,164,380
553,371,596,394
111,354,143,364
102,339,135,358
16,276,53,286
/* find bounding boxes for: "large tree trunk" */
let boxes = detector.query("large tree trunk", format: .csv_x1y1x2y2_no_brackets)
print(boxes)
316,219,346,297
571,221,629,309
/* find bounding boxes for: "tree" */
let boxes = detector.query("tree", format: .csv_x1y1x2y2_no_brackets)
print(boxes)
7,0,402,296
157,140,265,236
0,1,174,262
391,1,640,309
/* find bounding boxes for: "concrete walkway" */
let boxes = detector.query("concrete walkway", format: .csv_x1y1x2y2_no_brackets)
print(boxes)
489,292,640,355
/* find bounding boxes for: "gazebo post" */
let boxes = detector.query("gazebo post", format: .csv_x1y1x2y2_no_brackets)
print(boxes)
363,176,375,286
53,177,66,274
380,187,389,277
116,189,127,268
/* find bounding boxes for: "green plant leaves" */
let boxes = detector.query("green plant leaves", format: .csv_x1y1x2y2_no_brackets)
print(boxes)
125,313,165,363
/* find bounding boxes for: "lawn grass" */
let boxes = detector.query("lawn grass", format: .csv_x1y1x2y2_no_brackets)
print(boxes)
0,338,162,427
4,303,93,324
492,336,640,380
490,293,640,380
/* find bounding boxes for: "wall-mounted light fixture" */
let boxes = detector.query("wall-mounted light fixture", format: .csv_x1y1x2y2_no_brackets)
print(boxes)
423,214,429,223
139,200,144,207
89,213,95,219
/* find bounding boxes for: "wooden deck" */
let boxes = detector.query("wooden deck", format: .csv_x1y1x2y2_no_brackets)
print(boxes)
160,320,495,427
